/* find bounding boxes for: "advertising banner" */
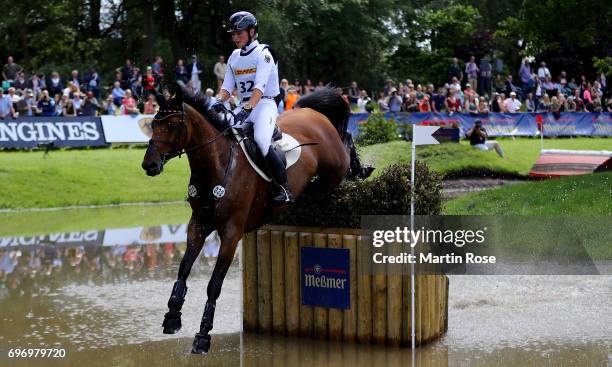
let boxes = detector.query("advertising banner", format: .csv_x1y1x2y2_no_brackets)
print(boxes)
0,116,108,148
100,114,155,143
301,247,350,309
347,112,612,138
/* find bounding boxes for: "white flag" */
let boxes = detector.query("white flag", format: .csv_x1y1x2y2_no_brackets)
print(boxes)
413,125,440,146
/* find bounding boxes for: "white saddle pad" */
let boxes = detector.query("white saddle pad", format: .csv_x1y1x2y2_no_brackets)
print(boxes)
232,128,302,182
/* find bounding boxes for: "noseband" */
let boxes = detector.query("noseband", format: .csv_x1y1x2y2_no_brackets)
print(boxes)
148,103,232,165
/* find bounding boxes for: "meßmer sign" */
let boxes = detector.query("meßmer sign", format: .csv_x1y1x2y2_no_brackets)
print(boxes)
301,247,350,309
0,116,108,148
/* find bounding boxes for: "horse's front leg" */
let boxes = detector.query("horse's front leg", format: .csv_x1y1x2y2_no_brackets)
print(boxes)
191,221,243,354
162,215,213,334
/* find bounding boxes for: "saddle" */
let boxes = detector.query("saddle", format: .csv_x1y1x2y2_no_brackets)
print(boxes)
231,124,302,182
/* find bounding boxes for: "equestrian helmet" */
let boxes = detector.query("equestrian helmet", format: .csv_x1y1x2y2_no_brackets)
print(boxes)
227,11,257,33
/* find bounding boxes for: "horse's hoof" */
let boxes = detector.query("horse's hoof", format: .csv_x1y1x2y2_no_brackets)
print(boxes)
191,333,211,354
162,311,182,334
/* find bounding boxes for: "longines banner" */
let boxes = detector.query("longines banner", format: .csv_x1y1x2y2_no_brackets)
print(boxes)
348,112,612,138
0,116,108,148
100,114,155,143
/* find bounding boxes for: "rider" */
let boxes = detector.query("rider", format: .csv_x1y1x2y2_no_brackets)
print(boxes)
212,11,294,205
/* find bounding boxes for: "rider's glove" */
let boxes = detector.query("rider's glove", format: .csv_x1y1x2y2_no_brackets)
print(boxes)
210,101,226,114
234,108,252,125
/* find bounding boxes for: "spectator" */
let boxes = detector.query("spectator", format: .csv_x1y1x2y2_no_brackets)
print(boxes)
27,73,45,99
356,90,371,113
542,77,556,97
84,69,101,98
431,87,446,112
63,81,79,98
81,91,99,116
103,95,118,115
525,92,536,112
504,92,522,113
448,57,463,83
131,76,144,101
118,59,133,89
187,54,203,93
175,59,189,84
143,94,158,114
464,93,478,113
466,120,504,157
111,81,125,106
70,70,81,88
72,92,83,115
465,56,479,91
582,84,593,104
60,94,76,116
348,81,359,105
403,91,418,112
567,78,579,93
121,89,139,115
15,89,39,117
419,95,431,112
444,88,461,113
493,74,505,94
315,80,325,91
479,55,492,96
293,80,302,95
450,77,461,93
377,92,389,112
383,79,394,96
36,90,55,117
47,71,64,96
53,94,62,116
12,72,27,91
303,79,315,95
477,96,489,114
536,94,551,112
143,67,156,97
605,97,612,112
151,56,164,85
388,88,402,112
2,56,23,83
537,61,551,82
0,88,16,118
519,58,533,93
558,71,568,94
490,92,501,112
464,83,476,100
212,55,225,94
504,76,521,99
7,87,20,105
566,96,577,112
284,87,299,110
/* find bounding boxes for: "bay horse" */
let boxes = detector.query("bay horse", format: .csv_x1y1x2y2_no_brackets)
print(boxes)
141,84,369,354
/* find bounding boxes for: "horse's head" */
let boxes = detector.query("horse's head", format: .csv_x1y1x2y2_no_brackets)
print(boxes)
141,87,188,176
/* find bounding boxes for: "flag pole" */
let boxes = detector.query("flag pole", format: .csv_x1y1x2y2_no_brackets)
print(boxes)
410,137,416,365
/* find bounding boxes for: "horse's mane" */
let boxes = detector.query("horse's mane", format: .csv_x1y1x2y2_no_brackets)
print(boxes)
178,88,228,131
294,86,350,140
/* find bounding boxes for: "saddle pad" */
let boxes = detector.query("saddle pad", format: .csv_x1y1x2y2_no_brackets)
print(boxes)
232,128,302,182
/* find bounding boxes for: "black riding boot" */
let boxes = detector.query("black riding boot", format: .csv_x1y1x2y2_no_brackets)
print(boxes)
264,149,294,205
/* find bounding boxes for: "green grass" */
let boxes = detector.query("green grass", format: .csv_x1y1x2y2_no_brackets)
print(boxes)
444,172,612,216
358,137,611,179
0,203,191,237
0,147,190,209
0,137,609,209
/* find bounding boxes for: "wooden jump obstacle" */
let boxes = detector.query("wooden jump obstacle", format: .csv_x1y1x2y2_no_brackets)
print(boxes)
242,225,448,347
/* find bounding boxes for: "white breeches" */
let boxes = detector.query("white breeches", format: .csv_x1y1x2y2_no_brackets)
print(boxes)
234,99,278,156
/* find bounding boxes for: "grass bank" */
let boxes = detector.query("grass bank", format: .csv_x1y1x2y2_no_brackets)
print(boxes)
443,171,611,216
358,137,611,179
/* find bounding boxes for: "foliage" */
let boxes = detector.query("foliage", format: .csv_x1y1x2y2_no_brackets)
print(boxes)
593,57,612,77
355,113,400,146
271,162,442,228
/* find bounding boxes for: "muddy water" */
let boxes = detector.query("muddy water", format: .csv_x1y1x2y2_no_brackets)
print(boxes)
1,212,610,366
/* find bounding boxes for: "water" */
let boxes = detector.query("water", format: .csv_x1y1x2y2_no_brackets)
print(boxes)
1,207,610,366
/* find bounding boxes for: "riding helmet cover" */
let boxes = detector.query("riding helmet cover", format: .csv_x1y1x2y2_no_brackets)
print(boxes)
227,11,258,33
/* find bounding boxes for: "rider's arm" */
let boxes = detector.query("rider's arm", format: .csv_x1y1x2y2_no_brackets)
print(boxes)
218,55,236,102
249,49,274,109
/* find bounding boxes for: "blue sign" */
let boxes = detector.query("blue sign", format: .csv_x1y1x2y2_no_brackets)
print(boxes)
301,247,350,309
0,116,108,148
347,112,612,138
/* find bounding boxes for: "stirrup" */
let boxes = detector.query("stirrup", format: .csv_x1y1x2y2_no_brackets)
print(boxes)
273,184,294,204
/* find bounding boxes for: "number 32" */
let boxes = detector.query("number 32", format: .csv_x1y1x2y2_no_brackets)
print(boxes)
239,81,254,93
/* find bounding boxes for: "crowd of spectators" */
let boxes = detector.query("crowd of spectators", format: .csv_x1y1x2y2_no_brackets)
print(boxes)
346,56,612,115
3,53,612,120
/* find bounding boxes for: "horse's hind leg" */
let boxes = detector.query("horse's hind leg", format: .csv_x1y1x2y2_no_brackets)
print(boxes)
162,216,213,334
192,221,242,354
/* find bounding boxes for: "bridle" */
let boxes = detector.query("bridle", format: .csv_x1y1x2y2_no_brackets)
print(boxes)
148,103,232,165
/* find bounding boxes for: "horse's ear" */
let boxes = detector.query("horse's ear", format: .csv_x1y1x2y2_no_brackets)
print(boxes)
175,81,185,102
156,91,168,110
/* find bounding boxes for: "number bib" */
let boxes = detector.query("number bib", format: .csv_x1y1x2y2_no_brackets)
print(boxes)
225,42,279,101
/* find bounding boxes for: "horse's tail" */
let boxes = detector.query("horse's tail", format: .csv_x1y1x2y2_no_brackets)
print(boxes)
294,86,374,179
294,86,349,140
